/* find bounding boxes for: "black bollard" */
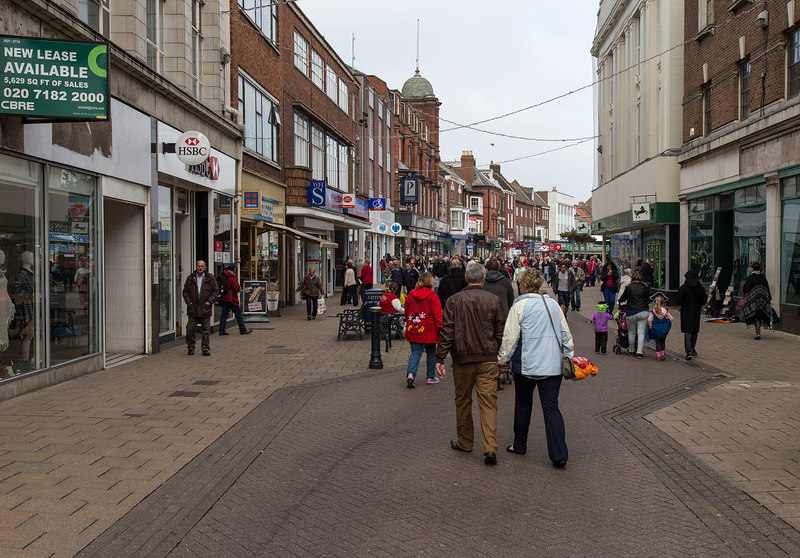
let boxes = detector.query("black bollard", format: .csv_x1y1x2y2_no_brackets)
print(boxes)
369,306,383,369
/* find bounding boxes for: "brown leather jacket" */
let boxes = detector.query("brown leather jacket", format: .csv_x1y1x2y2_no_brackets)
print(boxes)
436,285,506,365
182,272,219,318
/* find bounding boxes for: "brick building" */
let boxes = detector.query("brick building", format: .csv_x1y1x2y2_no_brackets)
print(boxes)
678,0,800,333
453,151,504,256
231,1,366,302
390,70,448,258
510,180,536,247
439,161,470,254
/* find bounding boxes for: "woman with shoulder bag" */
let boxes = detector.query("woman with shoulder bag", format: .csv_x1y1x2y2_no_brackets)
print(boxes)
618,270,650,358
296,266,324,320
497,268,574,468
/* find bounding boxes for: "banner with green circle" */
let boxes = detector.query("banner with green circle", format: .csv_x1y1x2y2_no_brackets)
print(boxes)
0,35,109,120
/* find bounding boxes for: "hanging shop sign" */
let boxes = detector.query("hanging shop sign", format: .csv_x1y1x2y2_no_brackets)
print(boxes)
242,191,260,214
390,223,402,235
400,175,419,205
175,131,211,166
0,36,109,120
307,180,326,207
369,198,386,210
631,202,652,222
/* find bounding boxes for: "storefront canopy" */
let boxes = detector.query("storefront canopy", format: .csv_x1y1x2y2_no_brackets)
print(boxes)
260,221,337,249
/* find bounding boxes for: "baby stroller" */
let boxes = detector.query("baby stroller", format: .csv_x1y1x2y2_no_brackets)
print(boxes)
612,310,629,354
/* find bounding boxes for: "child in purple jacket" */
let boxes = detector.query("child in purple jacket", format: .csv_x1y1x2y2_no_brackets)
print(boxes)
590,301,614,354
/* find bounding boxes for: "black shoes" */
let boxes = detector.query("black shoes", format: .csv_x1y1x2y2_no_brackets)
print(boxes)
202,349,211,356
553,460,567,468
484,452,497,466
219,331,229,336
187,348,194,355
506,446,525,455
685,354,693,360
450,440,471,452
240,329,253,335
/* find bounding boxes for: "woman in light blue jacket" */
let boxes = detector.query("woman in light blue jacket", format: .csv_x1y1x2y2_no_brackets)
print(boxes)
497,268,573,468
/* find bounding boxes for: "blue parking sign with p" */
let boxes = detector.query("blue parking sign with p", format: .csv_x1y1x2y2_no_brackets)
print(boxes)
400,175,419,205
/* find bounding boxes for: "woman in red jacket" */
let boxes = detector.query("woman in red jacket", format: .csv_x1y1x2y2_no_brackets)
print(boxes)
404,272,443,388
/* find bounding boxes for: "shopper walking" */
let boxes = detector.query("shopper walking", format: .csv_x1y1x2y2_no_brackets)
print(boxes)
437,258,467,307
590,301,613,354
570,260,585,311
741,262,772,340
296,266,324,320
436,263,505,466
182,260,218,356
647,293,673,361
359,259,373,299
587,255,598,286
599,261,620,309
618,271,650,358
483,259,515,316
218,264,252,335
617,268,632,306
404,273,443,387
553,262,576,314
497,268,573,468
676,270,705,359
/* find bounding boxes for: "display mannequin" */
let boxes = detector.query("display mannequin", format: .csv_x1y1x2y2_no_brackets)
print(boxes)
12,251,35,361
0,250,15,352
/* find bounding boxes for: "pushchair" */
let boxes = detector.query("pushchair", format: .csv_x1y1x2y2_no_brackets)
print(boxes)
612,310,629,354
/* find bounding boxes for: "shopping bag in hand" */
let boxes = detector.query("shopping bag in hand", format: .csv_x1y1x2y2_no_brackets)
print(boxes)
317,296,326,315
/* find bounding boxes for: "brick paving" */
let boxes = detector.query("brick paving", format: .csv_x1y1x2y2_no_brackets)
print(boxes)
0,287,798,556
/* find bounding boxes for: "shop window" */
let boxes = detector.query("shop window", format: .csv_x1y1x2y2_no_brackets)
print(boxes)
781,177,800,306
48,167,99,365
157,185,173,334
0,154,44,377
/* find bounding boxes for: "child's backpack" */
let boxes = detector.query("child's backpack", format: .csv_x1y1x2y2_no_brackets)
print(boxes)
648,313,672,340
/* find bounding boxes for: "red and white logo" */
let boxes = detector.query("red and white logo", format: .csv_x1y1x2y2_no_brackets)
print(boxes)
209,156,220,180
341,194,355,208
185,137,199,146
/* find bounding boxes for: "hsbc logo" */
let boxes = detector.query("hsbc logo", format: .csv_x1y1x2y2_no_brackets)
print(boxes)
175,131,211,166
187,155,220,181
185,137,199,146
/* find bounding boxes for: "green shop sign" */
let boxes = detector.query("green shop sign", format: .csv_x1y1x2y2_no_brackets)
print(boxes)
0,35,109,120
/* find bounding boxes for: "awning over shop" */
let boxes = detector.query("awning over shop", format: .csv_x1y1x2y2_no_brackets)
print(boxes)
260,221,338,249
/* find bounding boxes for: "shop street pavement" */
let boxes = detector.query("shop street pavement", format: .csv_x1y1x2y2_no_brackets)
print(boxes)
0,286,797,557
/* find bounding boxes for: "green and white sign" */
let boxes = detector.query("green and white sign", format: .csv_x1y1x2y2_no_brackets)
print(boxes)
0,36,109,120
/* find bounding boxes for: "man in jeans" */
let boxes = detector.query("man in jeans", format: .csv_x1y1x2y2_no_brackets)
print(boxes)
182,260,218,356
218,263,252,336
435,262,506,466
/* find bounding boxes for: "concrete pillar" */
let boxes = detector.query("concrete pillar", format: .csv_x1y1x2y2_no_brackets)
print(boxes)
764,172,781,317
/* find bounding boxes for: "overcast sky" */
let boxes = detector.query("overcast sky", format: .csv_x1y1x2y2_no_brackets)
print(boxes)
298,0,599,202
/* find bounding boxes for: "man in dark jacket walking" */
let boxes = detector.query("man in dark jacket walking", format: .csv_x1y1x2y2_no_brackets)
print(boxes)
432,255,449,290
182,260,218,356
435,262,505,466
218,264,252,336
437,259,467,306
389,260,404,295
676,270,706,359
483,259,514,316
403,262,420,293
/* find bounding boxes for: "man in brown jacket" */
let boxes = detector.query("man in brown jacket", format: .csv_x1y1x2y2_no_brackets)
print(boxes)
182,260,218,356
435,262,506,465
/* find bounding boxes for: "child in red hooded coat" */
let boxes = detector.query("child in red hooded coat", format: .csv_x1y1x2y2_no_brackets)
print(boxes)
403,272,443,388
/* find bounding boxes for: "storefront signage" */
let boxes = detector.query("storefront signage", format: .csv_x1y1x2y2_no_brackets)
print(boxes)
242,281,267,313
255,196,276,222
377,223,388,234
400,175,419,205
219,195,231,209
243,191,260,212
631,203,652,222
369,198,386,210
308,180,326,207
344,197,369,220
390,223,402,235
339,194,354,209
187,155,219,180
157,122,235,193
175,131,210,166
0,36,109,120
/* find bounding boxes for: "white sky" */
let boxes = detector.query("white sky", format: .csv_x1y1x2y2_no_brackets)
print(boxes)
298,0,599,203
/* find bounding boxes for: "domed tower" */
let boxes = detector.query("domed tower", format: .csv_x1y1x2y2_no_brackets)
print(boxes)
401,69,435,99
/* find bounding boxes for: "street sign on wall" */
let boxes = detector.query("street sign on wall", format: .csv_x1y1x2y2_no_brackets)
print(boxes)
400,175,419,205
0,36,109,120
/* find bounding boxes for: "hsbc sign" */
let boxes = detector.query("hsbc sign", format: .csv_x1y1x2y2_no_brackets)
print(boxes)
176,131,211,166
187,155,220,181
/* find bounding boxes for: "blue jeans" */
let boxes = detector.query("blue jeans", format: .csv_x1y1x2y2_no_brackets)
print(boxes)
602,286,616,309
626,310,649,354
570,285,582,310
219,301,246,333
407,342,436,380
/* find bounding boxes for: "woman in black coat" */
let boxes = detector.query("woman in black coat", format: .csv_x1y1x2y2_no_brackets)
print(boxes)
676,270,706,359
741,262,772,340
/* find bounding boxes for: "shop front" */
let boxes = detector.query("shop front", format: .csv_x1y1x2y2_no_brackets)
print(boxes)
592,202,680,292
368,209,396,284
155,122,237,346
779,173,800,334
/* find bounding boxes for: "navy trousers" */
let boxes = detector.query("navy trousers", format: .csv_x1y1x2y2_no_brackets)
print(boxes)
512,374,568,463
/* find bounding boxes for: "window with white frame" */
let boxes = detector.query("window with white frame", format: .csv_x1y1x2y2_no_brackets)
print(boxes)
369,136,374,161
294,31,308,75
338,79,348,113
79,0,110,37
326,65,337,102
294,112,309,167
239,0,277,42
311,125,325,180
145,0,164,72
470,197,482,213
451,210,466,231
311,50,324,90
339,144,349,192
326,136,338,189
191,0,203,99
238,73,280,162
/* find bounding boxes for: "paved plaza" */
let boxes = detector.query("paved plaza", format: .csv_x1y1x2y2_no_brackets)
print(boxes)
1,285,799,557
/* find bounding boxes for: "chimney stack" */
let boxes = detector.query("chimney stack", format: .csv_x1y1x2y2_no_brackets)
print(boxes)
489,160,500,174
